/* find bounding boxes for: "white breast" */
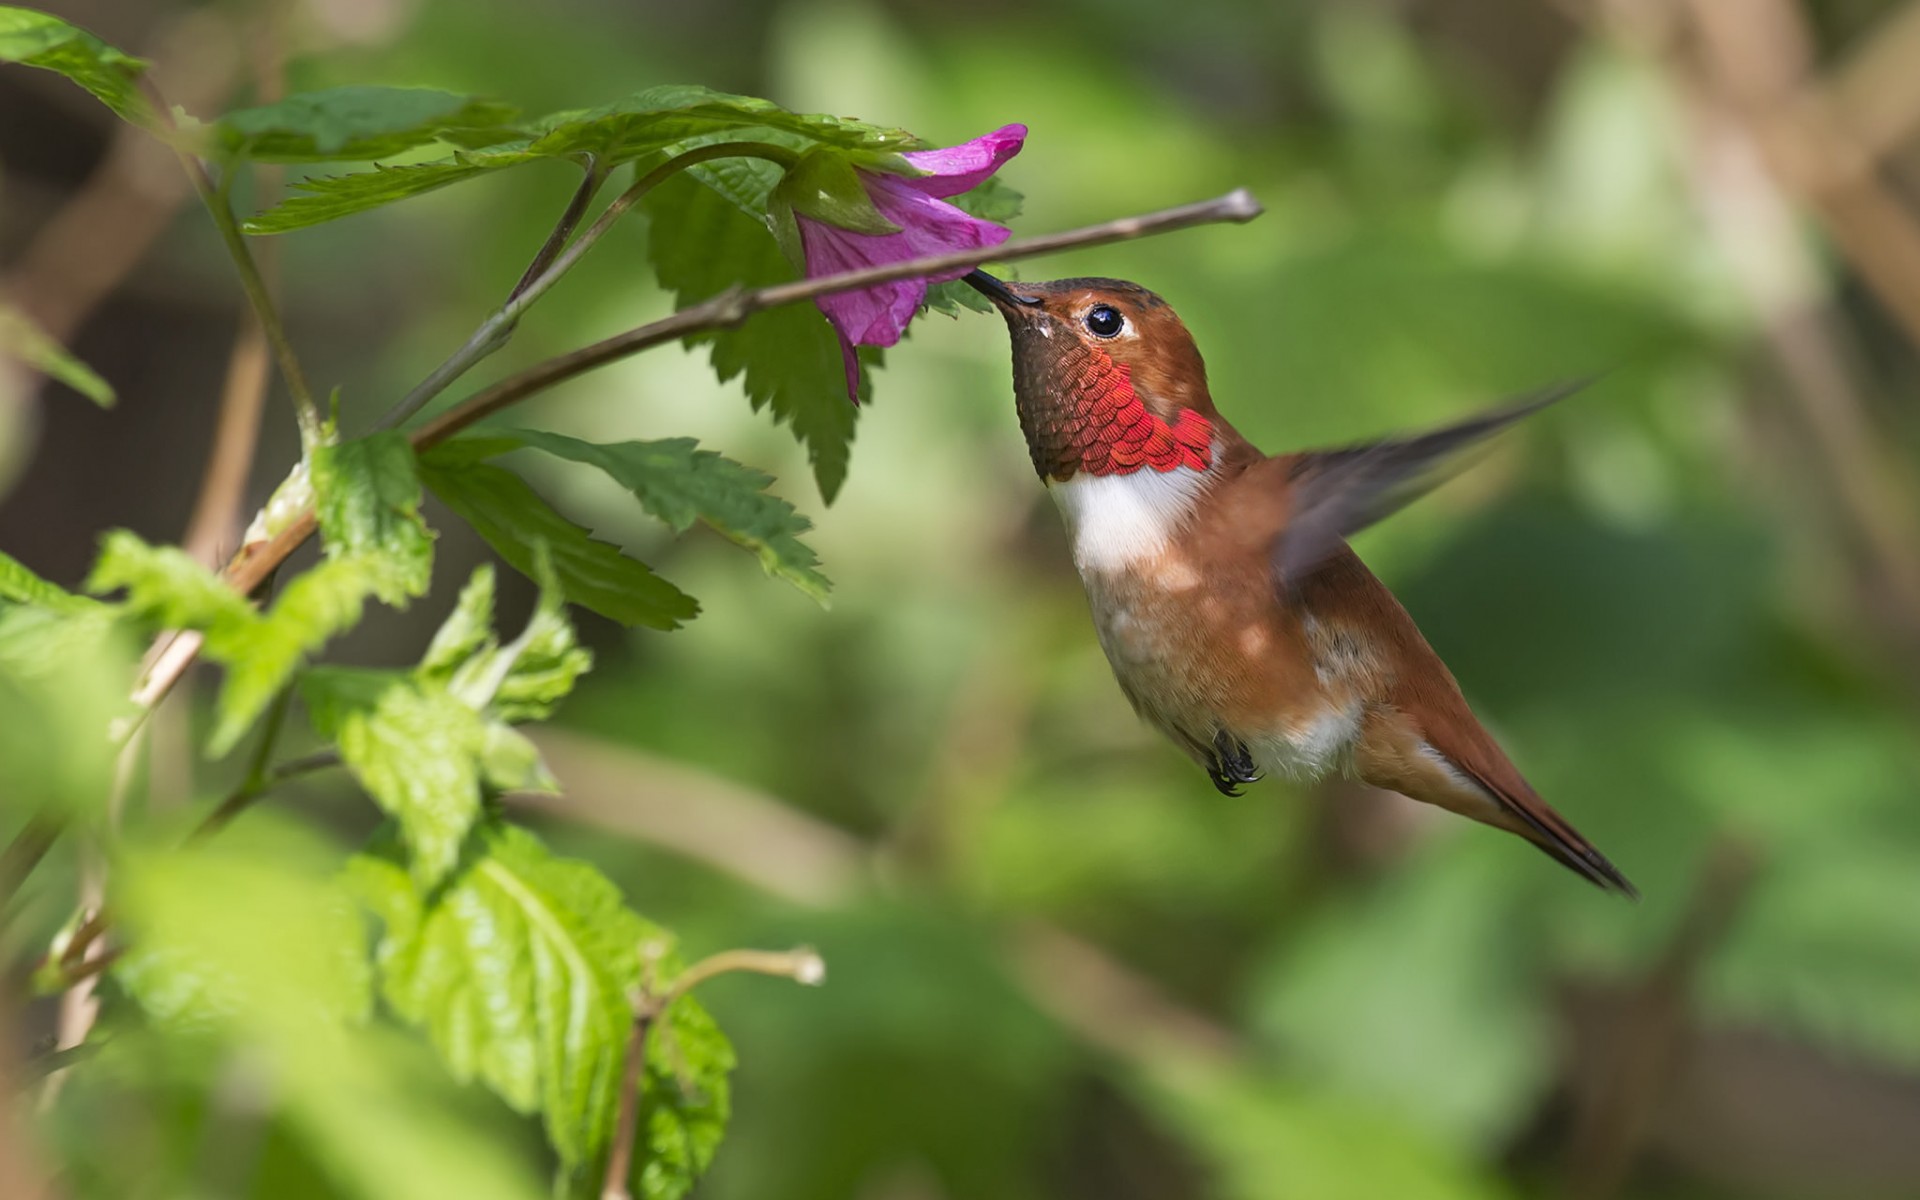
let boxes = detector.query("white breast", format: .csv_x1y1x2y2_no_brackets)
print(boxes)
1050,466,1213,574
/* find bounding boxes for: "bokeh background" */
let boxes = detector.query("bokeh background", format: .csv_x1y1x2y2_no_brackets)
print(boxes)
6,0,1920,1197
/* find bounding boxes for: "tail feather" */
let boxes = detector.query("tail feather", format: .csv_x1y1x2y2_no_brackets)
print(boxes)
1449,757,1637,897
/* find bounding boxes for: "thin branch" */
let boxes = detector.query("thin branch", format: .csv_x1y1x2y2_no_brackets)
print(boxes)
138,76,322,446
410,187,1265,448
190,748,342,842
130,188,1263,715
0,809,64,911
374,140,800,433
600,945,822,1200
508,155,607,302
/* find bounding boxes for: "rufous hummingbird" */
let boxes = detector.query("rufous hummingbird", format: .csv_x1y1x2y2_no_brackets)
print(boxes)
964,270,1633,895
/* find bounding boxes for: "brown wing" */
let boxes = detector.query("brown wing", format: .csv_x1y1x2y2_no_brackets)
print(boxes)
1296,549,1636,896
1270,381,1585,587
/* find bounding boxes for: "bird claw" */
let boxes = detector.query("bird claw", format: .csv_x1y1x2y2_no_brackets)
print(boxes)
1207,731,1261,796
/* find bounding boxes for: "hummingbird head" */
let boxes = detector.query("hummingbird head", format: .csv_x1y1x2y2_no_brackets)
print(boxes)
964,271,1222,482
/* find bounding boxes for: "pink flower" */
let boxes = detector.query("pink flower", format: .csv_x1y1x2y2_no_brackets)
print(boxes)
792,124,1026,398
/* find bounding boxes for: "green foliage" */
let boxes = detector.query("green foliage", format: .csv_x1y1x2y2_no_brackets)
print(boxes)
0,6,148,124
311,433,435,605
486,429,831,602
349,822,734,1198
214,87,522,163
109,819,548,1200
244,85,913,234
419,440,699,629
645,173,861,501
0,547,99,612
0,303,114,405
419,564,593,723
0,559,130,816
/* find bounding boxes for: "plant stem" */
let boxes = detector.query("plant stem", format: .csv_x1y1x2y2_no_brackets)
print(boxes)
600,946,821,1200
139,77,323,447
138,187,1265,707
508,154,607,303
374,141,799,433
190,749,342,842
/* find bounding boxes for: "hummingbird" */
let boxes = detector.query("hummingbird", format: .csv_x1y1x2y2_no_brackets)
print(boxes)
963,270,1633,895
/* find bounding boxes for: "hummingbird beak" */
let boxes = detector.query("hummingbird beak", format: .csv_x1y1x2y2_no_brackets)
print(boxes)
963,270,1041,312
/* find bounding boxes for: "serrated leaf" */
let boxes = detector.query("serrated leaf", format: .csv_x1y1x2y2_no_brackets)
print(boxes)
245,158,511,234
312,432,434,605
302,667,491,887
246,86,911,234
348,821,734,1197
644,173,860,501
486,430,830,602
419,564,592,725
215,86,522,163
0,6,149,124
86,531,255,632
418,448,697,630
211,556,376,755
0,303,114,405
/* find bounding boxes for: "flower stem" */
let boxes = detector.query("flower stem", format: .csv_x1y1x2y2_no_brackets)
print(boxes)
372,140,800,433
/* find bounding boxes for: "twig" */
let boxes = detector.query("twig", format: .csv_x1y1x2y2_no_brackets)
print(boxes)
374,140,800,433
0,809,65,911
600,945,823,1200
190,748,342,842
135,188,1264,712
136,77,323,446
508,155,607,302
410,187,1265,447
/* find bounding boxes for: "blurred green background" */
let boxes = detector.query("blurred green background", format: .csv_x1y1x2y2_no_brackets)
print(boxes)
7,0,1920,1197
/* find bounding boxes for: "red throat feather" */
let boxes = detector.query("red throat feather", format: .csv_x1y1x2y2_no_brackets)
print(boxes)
1060,347,1213,478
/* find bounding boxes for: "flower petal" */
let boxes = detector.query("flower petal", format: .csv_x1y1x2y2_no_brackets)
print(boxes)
897,124,1027,198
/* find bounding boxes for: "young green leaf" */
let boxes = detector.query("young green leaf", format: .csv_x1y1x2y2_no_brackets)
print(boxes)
0,303,114,405
312,432,435,605
302,667,498,887
0,6,149,125
348,822,735,1198
483,430,830,603
645,173,861,501
215,86,522,163
419,564,593,724
86,531,256,633
418,446,698,630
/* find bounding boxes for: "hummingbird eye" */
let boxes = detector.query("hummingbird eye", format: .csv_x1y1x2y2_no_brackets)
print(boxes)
1083,304,1125,339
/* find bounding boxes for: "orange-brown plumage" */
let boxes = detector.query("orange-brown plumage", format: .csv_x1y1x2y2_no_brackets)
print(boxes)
966,270,1633,895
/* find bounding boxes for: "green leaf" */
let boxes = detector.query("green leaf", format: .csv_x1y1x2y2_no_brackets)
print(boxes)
210,555,375,755
0,547,97,612
244,158,510,234
418,446,698,630
419,564,593,724
644,173,861,501
312,432,435,605
348,822,734,1196
245,85,911,234
0,303,114,405
215,86,522,163
0,6,149,124
772,146,899,236
112,817,546,1200
86,530,255,632
302,667,493,887
485,430,830,603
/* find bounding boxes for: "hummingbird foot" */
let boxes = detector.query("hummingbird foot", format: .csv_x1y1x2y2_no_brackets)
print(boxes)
1207,731,1262,797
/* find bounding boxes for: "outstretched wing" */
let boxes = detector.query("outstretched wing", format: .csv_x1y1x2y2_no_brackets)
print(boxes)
1270,380,1585,586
